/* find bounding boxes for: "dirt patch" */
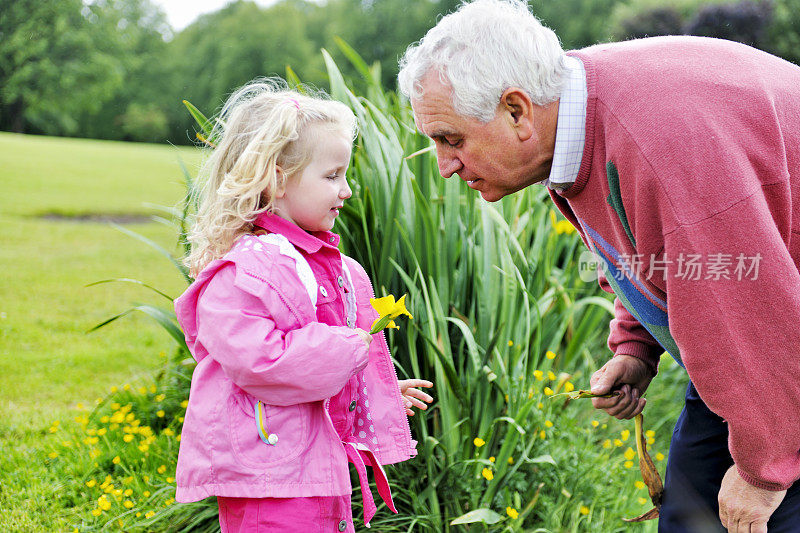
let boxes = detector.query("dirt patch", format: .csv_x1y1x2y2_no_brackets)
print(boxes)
39,212,153,224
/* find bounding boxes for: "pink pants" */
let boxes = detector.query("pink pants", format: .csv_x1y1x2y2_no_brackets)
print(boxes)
218,495,355,533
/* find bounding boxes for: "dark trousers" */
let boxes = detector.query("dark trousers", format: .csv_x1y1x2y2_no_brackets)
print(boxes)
659,382,800,532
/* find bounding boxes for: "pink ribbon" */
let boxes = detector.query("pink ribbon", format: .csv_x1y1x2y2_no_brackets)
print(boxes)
344,440,396,527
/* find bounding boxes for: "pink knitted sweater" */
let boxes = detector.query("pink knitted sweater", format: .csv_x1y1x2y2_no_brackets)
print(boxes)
550,36,800,490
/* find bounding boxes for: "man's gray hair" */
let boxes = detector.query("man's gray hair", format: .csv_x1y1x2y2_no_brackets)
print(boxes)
398,0,567,122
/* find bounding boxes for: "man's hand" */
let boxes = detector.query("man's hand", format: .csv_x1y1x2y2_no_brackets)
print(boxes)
718,466,785,532
589,355,653,419
398,379,433,416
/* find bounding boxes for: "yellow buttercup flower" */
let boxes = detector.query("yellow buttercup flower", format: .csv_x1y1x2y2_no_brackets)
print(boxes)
533,370,544,381
635,481,646,490
508,456,514,464
546,350,556,360
506,507,519,519
621,429,631,441
481,467,493,481
564,382,575,392
473,437,486,448
656,453,665,461
624,447,636,461
544,420,553,428
580,505,590,515
591,420,599,428
543,387,554,396
638,497,648,505
624,460,634,468
369,294,413,334
489,456,495,463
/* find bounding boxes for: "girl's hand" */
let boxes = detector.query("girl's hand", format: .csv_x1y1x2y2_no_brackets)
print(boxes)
398,379,433,416
355,328,373,346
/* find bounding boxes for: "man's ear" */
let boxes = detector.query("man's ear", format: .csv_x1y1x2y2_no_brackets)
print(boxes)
501,87,535,142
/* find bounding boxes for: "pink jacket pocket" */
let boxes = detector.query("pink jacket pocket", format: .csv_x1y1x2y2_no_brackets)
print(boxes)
228,390,309,469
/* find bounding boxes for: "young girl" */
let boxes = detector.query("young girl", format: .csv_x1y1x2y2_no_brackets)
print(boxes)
174,79,433,532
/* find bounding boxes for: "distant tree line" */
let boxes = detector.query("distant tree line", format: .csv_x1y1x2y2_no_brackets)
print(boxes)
1,0,796,144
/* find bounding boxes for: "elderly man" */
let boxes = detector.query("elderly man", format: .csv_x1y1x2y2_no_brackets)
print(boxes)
398,0,800,531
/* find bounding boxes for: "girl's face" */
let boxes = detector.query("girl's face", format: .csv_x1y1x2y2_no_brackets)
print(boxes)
273,128,353,233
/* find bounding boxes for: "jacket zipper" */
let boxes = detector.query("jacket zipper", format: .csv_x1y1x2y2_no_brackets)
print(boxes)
364,274,414,451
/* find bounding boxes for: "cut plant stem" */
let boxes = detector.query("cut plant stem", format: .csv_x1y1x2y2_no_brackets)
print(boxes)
624,413,663,522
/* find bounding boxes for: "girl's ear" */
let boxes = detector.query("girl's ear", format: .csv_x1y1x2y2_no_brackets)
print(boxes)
274,166,287,199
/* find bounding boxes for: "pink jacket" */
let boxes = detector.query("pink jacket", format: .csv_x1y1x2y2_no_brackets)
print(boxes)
173,213,417,509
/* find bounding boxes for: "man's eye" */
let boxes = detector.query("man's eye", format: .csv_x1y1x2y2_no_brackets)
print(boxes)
445,138,461,147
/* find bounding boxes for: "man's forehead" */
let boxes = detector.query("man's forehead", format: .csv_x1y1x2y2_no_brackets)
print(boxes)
410,80,459,137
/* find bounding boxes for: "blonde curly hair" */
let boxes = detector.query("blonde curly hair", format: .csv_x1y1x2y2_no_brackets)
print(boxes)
185,78,356,277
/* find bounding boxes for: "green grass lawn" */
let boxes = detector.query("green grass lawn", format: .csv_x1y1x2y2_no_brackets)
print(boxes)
0,132,203,530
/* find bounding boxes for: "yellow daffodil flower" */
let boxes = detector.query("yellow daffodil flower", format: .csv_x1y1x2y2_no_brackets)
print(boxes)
369,294,413,334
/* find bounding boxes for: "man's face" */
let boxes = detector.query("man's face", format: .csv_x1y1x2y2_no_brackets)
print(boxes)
411,72,550,202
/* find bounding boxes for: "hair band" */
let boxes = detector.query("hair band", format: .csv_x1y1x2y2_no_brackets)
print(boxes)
287,98,300,110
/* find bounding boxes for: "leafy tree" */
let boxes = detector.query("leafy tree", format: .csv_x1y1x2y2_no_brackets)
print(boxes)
684,0,773,48
617,7,684,39
0,0,123,134
766,0,800,64
165,0,320,144
531,0,626,49
75,0,174,142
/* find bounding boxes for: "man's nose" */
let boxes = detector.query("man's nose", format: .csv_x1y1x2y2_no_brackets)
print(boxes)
436,148,462,178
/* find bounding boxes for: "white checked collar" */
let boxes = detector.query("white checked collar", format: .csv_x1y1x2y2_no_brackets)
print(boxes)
544,55,587,191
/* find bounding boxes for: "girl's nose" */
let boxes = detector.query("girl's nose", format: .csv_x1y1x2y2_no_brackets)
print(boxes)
340,180,352,199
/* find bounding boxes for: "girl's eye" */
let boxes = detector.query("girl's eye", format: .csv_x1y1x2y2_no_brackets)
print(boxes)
326,173,339,180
